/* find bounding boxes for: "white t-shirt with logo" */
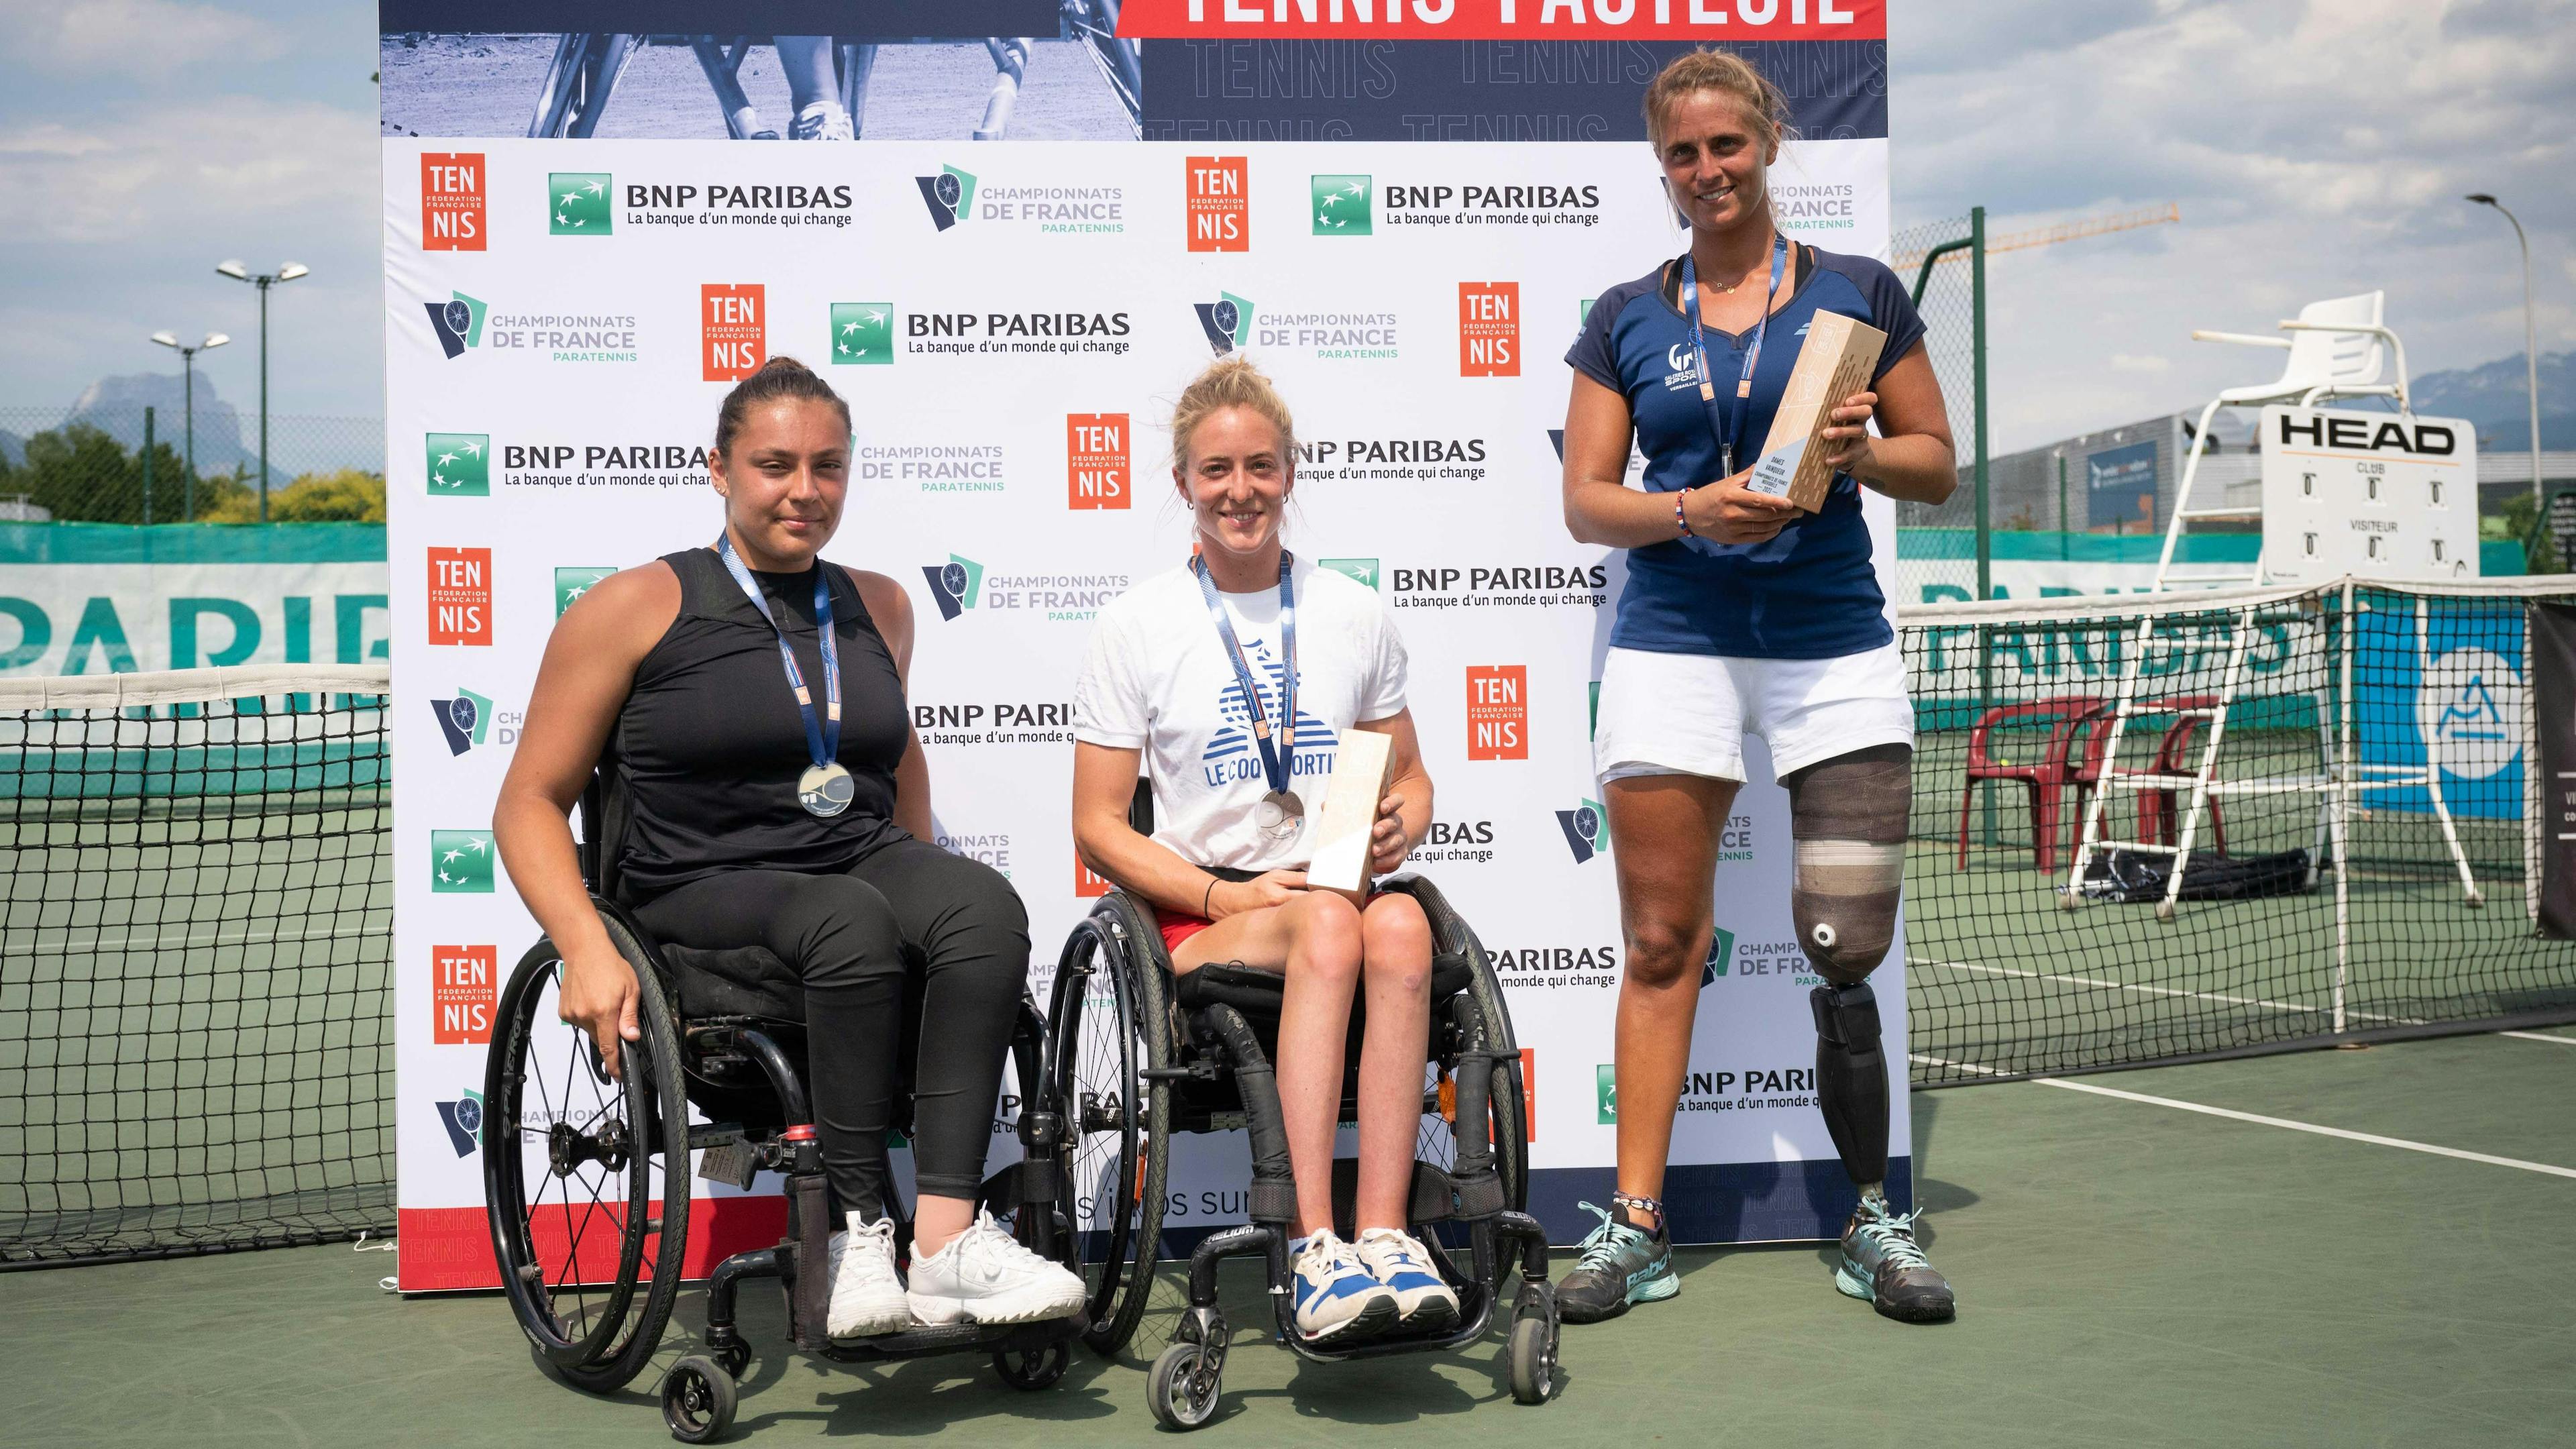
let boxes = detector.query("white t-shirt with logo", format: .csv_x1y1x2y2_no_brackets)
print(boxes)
1073,557,1409,875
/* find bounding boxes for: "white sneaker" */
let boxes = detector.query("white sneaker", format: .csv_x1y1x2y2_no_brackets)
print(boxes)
904,1210,1087,1326
790,101,854,141
1291,1230,1399,1344
825,1214,908,1339
1354,1227,1460,1333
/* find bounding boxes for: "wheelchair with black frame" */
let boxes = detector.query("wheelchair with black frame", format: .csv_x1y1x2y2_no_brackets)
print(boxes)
480,769,1083,1443
1046,784,1562,1428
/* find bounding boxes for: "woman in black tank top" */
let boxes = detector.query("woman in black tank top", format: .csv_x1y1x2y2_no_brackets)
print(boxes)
492,357,1083,1338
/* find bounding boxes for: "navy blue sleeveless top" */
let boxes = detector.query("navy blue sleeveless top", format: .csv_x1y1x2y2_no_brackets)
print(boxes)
613,547,911,898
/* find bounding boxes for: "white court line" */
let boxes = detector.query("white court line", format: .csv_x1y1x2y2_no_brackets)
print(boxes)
2502,1031,2576,1046
2032,1076,2576,1180
1908,955,2426,1027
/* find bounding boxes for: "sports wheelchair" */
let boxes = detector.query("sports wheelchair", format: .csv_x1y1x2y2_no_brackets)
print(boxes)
1046,784,1562,1428
481,772,1083,1443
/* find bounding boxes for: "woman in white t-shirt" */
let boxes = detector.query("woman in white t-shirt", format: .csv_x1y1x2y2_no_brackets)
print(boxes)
1071,357,1454,1348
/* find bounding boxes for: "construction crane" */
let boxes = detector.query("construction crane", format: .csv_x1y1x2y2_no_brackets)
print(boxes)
1891,203,2180,274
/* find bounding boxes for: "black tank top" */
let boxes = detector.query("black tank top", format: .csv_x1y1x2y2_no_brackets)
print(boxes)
613,547,910,898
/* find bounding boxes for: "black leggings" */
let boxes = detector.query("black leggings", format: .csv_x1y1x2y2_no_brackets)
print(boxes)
633,837,1030,1219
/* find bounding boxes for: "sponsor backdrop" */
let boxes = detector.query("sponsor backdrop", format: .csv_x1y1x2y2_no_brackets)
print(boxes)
382,3,1906,1289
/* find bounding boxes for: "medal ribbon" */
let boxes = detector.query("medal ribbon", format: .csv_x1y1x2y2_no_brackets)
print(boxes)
1681,231,1790,478
716,535,841,773
1191,549,1297,798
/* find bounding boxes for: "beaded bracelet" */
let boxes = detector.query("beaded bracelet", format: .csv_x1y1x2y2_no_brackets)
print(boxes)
1674,486,1695,537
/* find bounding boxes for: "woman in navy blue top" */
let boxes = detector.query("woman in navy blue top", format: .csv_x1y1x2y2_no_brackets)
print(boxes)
1552,51,1959,1329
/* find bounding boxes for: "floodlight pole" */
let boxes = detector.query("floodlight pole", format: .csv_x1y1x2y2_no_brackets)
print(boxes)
217,262,306,523
2467,195,2542,517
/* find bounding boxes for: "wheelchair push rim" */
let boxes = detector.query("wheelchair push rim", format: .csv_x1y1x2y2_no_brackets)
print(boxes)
484,932,692,1390
1049,906,1170,1357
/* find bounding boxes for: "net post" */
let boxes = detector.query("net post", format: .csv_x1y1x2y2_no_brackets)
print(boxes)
2333,579,2354,1035
1970,205,1990,604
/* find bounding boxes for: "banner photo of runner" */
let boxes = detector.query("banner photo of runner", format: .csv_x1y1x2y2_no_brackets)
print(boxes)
381,0,1904,1289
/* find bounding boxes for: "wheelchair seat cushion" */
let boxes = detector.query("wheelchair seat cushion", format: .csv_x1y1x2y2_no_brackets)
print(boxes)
659,942,805,1023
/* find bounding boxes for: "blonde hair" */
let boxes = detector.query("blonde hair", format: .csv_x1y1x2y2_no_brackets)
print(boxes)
1169,355,1299,472
1642,48,1793,152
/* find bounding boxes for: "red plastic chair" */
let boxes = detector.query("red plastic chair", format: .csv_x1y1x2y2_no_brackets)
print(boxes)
2063,695,2229,859
1957,696,2104,872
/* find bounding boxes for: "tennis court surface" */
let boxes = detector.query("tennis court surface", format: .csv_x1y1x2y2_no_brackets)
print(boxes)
7,1028,2569,1448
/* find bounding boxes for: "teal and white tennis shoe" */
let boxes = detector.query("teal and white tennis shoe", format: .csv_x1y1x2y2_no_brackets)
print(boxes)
1556,1201,1678,1324
1835,1195,1954,1322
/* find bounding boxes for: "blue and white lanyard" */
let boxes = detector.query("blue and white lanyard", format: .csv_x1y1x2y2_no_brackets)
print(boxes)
1680,232,1790,478
715,535,841,772
1191,550,1297,796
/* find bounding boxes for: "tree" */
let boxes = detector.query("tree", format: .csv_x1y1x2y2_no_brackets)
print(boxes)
201,468,386,523
0,423,198,523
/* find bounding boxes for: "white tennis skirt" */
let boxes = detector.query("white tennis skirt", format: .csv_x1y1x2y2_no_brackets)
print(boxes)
1594,641,1914,784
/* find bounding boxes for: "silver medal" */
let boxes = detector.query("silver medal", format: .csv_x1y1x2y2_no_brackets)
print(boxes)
798,761,856,818
1254,789,1305,843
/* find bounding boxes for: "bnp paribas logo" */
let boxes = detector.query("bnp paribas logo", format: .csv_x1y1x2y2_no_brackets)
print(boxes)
1700,925,1737,987
1555,797,1607,864
1194,291,1252,356
431,829,495,893
1595,1063,1617,1124
555,566,613,615
425,432,489,497
916,164,977,231
1311,174,1372,235
549,172,610,235
1318,557,1379,589
425,291,488,360
431,686,494,755
921,554,985,621
830,303,893,365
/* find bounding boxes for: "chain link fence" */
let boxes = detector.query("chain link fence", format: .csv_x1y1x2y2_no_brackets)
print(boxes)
1886,213,1986,608
0,408,386,525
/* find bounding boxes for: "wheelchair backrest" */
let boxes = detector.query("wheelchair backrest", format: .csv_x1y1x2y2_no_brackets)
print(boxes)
1128,774,1155,837
576,766,632,902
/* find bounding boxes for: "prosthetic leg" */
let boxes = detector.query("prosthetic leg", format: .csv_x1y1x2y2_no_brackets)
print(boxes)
1783,744,1953,1322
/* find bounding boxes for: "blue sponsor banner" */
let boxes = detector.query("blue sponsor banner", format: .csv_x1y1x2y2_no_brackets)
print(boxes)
2086,438,2159,530
2355,598,2525,820
1141,39,1887,143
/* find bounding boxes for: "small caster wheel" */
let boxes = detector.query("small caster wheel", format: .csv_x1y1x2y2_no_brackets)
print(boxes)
1148,1340,1222,1430
713,1340,751,1379
1507,1316,1556,1405
661,1355,737,1444
992,1337,1069,1391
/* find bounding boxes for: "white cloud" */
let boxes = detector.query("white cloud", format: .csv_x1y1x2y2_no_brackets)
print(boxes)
1891,0,2576,452
1,0,286,77
2111,353,2171,374
0,96,372,244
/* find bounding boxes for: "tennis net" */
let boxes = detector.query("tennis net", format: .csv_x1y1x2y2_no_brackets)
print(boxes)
1,664,393,1267
1902,577,2576,1086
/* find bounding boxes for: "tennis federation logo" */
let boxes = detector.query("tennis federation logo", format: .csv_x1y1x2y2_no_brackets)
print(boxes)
431,829,495,893
1186,156,1248,252
549,172,610,234
431,687,494,755
425,433,488,496
916,165,977,231
436,1088,485,1157
421,152,485,251
1311,175,1371,234
1195,292,1253,356
425,292,488,359
922,555,985,621
1701,926,1737,987
830,303,893,365
1555,798,1607,863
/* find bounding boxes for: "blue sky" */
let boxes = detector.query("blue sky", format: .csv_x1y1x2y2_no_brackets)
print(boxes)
1,0,2567,452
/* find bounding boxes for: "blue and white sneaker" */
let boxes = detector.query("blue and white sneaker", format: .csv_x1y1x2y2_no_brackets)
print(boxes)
1290,1230,1400,1345
1354,1227,1460,1334
1836,1195,1954,1323
1556,1200,1677,1324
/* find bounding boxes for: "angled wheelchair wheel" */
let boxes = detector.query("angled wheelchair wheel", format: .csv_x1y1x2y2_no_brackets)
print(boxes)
1047,894,1171,1357
484,912,692,1393
525,33,637,139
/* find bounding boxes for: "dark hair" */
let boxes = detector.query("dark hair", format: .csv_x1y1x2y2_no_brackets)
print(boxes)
712,356,851,455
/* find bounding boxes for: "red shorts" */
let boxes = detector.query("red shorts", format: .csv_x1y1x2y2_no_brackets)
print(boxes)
1154,890,1389,957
